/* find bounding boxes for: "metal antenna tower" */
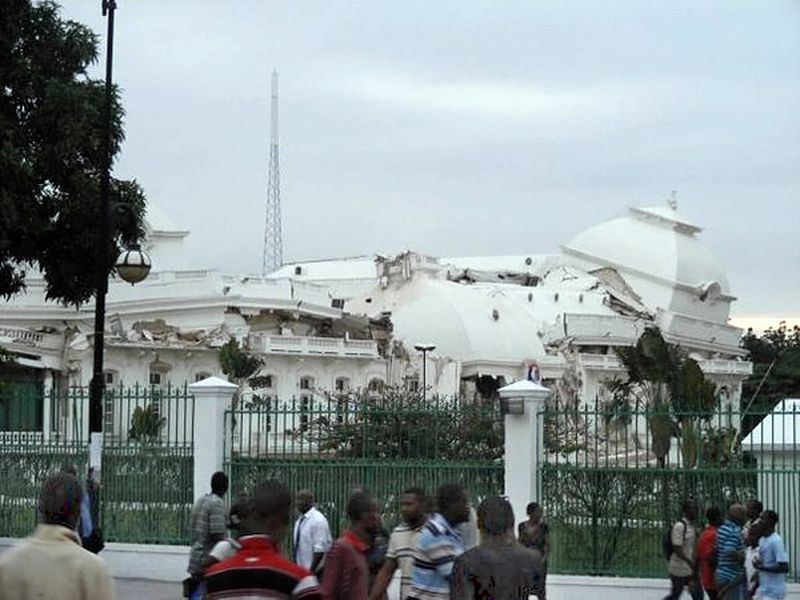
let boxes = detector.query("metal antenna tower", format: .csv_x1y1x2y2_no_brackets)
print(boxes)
262,69,283,275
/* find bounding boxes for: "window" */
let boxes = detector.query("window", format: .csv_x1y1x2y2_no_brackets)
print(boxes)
334,378,350,423
404,377,420,393
194,371,212,382
103,371,118,434
335,396,349,424
253,396,273,432
300,396,311,427
299,377,314,427
148,355,171,389
335,377,350,393
367,378,385,400
148,365,169,425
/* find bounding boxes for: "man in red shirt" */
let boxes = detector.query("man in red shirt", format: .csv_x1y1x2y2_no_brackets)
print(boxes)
322,490,381,600
696,506,723,600
205,480,321,599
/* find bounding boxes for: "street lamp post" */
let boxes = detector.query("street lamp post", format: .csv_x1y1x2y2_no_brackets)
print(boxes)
88,0,119,483
413,343,436,403
89,0,151,486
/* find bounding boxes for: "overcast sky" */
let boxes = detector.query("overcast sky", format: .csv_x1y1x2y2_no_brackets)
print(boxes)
60,1,799,323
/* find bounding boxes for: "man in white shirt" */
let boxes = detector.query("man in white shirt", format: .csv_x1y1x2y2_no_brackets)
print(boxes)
665,499,702,600
754,510,789,600
293,490,332,574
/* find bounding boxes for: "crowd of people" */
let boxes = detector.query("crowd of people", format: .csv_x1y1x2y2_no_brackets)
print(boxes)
185,472,548,599
665,499,789,600
0,467,792,600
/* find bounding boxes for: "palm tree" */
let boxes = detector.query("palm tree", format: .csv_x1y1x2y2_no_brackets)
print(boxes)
608,327,716,469
128,403,166,442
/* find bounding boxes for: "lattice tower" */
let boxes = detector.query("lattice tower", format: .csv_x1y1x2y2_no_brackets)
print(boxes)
262,69,283,275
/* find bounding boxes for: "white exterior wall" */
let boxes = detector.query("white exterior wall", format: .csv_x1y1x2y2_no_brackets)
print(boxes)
86,348,387,396
144,234,189,272
668,286,732,324
258,355,388,400
62,345,387,446
77,347,221,388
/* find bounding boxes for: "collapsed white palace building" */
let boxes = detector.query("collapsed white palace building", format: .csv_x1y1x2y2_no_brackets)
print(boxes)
0,201,751,424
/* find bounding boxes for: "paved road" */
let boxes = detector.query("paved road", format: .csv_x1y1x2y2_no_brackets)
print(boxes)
116,579,182,600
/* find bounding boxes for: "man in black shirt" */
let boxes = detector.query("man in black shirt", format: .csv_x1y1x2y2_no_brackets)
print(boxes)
450,496,544,600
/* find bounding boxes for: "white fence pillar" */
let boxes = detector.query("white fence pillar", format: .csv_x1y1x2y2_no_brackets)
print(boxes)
189,376,238,502
498,379,550,525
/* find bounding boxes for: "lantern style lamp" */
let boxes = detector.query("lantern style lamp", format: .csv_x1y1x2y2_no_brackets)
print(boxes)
115,244,152,284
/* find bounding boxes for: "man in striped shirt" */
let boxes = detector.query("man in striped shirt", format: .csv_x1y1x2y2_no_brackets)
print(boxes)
370,487,430,600
715,504,747,600
408,483,471,600
205,480,321,599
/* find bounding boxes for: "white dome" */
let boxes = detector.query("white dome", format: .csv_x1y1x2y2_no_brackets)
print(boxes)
351,276,545,363
562,204,731,296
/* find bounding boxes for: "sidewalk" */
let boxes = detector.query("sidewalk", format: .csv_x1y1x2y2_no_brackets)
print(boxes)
115,575,402,599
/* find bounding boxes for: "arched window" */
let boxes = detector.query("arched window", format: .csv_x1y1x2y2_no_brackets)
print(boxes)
367,378,385,393
194,371,212,383
148,356,171,388
335,377,350,393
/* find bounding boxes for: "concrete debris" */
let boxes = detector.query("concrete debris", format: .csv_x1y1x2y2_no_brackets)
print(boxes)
447,269,541,287
117,319,232,349
590,267,653,319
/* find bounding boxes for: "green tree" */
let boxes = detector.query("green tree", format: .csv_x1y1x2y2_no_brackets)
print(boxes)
542,466,652,575
741,322,800,436
306,388,503,460
606,327,717,468
0,0,146,306
218,338,263,405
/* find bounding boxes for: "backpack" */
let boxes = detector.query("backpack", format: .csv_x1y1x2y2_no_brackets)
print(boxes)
662,520,686,560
